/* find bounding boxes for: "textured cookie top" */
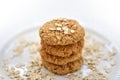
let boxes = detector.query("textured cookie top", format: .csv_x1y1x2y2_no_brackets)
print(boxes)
39,18,85,45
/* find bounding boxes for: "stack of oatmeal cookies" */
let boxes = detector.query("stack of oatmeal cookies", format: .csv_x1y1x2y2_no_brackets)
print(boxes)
39,18,85,75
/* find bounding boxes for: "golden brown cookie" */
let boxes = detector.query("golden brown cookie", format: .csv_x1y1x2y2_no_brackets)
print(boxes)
41,39,84,57
39,18,85,45
42,57,83,75
40,49,82,65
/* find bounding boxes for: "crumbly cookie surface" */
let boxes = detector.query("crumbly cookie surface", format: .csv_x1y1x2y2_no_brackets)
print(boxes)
42,58,83,75
39,18,85,45
41,39,84,57
40,49,82,65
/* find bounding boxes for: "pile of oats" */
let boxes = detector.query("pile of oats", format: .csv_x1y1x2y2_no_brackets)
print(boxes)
83,70,108,80
2,32,116,80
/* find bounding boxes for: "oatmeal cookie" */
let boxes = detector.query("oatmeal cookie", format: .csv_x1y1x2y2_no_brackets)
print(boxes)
42,58,83,75
40,49,83,65
41,39,84,57
39,18,85,45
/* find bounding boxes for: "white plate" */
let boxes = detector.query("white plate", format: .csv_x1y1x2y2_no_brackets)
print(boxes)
0,27,120,80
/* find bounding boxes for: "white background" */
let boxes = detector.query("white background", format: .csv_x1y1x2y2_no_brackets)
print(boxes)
0,0,120,50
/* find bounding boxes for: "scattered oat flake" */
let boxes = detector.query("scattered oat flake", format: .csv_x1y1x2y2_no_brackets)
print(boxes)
56,27,62,31
55,23,62,27
62,26,69,34
16,64,25,68
13,46,23,54
29,44,39,53
104,67,111,74
19,36,29,47
111,60,116,66
0,74,4,79
62,26,68,30
70,29,75,33
49,28,56,31
64,31,69,34
72,24,77,30
109,51,116,56
3,59,9,65
104,57,112,61
96,53,104,58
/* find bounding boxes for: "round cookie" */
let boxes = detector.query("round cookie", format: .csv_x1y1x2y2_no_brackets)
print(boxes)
40,49,82,65
39,18,85,45
42,58,83,75
41,39,84,57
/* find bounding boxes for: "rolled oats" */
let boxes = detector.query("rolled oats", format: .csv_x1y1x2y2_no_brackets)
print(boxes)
2,31,117,80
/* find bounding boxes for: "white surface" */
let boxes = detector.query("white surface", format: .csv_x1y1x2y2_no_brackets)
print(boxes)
0,0,120,50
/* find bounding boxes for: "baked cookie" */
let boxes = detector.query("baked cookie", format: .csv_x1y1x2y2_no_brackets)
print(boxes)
42,58,83,75
39,18,85,45
40,49,82,65
41,39,84,57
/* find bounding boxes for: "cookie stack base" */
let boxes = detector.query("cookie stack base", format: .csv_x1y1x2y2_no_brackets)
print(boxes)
42,58,83,75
